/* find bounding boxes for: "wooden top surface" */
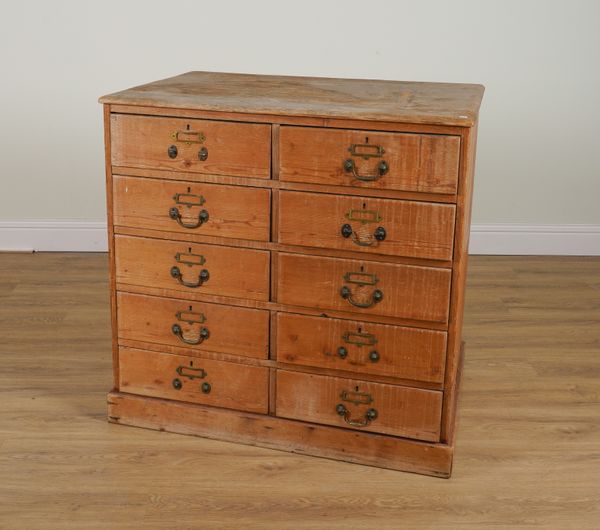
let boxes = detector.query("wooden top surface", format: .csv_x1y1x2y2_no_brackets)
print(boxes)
99,71,484,126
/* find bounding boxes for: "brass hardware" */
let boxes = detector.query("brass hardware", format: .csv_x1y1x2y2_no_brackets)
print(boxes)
198,147,208,161
348,143,385,159
340,286,383,308
170,251,210,287
340,225,387,247
168,145,178,158
343,271,379,286
336,404,378,427
343,157,389,182
345,209,382,224
172,323,210,345
172,309,209,344
341,210,386,246
172,366,211,394
340,223,353,238
171,266,210,288
335,333,380,364
342,331,377,347
176,365,207,380
169,193,209,229
340,272,382,308
175,309,206,324
340,389,373,406
175,251,206,267
171,130,206,145
172,193,206,208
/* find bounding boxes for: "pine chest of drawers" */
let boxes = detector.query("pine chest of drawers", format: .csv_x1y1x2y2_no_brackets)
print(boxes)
100,71,484,477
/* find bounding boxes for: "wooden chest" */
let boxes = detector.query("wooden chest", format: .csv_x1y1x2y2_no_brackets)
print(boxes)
100,72,483,477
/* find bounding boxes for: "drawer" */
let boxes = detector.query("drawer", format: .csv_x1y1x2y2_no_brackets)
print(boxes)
277,190,455,260
276,253,451,323
115,235,270,301
119,347,269,414
279,126,460,194
113,175,270,241
276,313,447,383
111,114,271,178
275,370,442,441
118,292,269,359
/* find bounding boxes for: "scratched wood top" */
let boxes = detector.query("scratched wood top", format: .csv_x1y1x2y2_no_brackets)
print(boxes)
99,71,484,126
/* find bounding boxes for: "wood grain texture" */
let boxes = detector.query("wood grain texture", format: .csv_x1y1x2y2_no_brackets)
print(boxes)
110,113,271,178
117,292,269,359
277,252,452,323
114,235,270,301
118,347,269,414
277,190,456,260
275,312,447,383
113,164,459,203
1,254,599,528
442,124,478,442
113,175,271,241
103,104,120,387
280,126,460,194
108,103,466,135
99,71,484,126
275,370,442,441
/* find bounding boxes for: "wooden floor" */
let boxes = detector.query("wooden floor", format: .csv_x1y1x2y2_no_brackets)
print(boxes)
0,253,599,529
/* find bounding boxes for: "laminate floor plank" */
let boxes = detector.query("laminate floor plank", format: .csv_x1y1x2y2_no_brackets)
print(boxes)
0,252,599,529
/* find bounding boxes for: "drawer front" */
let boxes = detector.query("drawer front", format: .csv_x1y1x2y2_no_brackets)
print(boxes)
115,235,270,301
278,190,455,260
276,313,447,383
276,253,451,323
118,292,269,359
111,114,271,178
276,370,442,441
119,347,268,414
279,126,460,194
113,175,271,241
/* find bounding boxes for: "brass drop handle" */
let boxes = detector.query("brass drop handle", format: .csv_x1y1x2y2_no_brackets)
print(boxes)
170,266,210,288
335,347,380,363
171,323,210,345
340,285,383,308
169,207,209,229
340,223,386,246
335,403,378,427
343,158,389,182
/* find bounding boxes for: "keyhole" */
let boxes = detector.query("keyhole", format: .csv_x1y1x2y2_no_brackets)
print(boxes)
365,136,369,144
188,305,192,311
188,247,192,253
186,124,190,131
358,327,362,333
360,265,364,272
362,202,366,209
190,360,194,367
187,186,191,193
355,385,359,392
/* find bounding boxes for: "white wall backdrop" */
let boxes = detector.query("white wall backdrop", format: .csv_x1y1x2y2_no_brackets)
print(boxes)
0,0,599,253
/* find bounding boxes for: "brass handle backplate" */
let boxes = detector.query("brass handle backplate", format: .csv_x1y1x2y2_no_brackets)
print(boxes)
171,365,212,394
335,388,377,427
172,323,210,345
343,144,388,182
170,251,209,288
340,271,383,308
169,193,209,229
336,404,378,427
